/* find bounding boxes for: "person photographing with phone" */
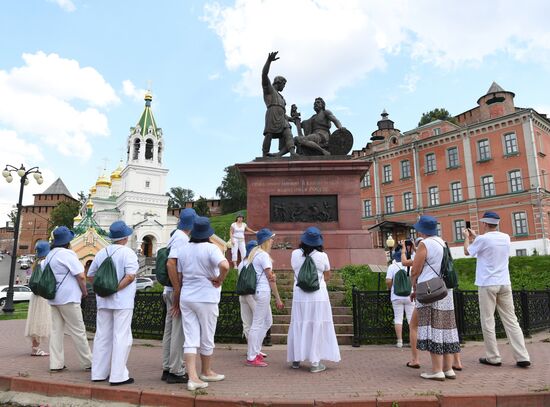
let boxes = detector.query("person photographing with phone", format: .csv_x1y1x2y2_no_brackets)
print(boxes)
463,212,531,368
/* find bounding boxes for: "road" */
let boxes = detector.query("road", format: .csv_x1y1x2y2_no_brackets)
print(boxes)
0,255,29,286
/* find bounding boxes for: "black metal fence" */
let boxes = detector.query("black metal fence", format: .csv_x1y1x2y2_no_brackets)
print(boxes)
82,291,247,343
352,288,550,346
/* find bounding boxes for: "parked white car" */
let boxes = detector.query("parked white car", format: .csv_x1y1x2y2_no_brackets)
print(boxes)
136,277,154,291
0,285,33,307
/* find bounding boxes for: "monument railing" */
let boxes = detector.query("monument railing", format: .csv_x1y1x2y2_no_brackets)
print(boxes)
351,287,550,346
82,291,249,343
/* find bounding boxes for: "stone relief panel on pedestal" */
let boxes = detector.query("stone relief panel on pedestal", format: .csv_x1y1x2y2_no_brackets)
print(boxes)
270,195,338,223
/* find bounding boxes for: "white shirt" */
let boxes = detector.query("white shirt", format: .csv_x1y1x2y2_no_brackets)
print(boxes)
386,260,411,301
467,231,511,286
231,222,247,240
417,237,445,284
44,247,85,306
177,242,226,303
251,250,272,292
163,230,190,293
290,249,329,290
87,244,139,309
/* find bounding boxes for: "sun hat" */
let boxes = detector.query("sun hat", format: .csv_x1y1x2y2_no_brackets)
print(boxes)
300,226,323,247
480,211,500,225
245,240,258,257
35,240,50,258
412,215,438,236
392,246,402,263
256,228,276,245
108,220,133,241
178,208,197,230
191,216,215,240
52,226,75,247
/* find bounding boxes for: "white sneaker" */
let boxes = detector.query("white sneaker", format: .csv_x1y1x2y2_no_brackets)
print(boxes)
396,340,403,348
310,363,326,373
420,371,445,381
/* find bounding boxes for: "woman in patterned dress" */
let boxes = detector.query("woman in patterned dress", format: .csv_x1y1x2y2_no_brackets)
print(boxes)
410,215,461,381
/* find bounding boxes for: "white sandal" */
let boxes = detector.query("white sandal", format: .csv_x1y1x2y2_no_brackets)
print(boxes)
31,347,49,356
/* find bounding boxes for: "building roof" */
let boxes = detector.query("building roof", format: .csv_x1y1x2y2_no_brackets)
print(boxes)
132,91,161,138
38,178,73,198
487,81,505,93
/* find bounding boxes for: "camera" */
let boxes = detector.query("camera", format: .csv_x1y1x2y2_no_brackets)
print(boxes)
405,239,413,247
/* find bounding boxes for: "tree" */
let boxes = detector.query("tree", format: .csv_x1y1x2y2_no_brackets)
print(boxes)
216,166,247,214
48,200,80,234
166,187,195,209
194,196,211,217
418,108,458,127
77,191,87,207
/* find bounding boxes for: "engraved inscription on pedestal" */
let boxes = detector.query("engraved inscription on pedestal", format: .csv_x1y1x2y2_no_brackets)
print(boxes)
270,195,338,223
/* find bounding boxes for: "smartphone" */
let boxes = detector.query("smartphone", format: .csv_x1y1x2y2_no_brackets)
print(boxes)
465,221,471,229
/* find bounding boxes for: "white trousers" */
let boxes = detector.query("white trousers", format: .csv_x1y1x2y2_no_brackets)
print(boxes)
391,298,415,325
92,308,133,383
49,303,92,370
181,301,218,355
239,294,256,340
247,291,272,361
231,238,246,262
478,285,530,363
162,292,185,375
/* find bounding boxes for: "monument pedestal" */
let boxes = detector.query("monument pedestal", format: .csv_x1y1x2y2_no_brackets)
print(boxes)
237,157,386,270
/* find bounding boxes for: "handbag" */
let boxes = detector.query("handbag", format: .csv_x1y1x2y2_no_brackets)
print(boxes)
416,276,448,304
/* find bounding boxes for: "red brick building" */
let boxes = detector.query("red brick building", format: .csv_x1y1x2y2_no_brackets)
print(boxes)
17,178,77,255
354,83,550,258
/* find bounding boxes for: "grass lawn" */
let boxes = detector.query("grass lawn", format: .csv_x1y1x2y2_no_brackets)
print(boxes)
0,301,29,321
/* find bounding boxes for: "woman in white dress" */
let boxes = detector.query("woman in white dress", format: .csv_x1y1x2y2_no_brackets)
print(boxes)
25,240,52,356
287,227,340,373
230,214,257,269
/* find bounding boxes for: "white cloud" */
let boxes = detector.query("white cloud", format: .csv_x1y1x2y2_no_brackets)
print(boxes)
0,130,57,224
203,0,550,101
48,0,76,12
400,73,420,93
208,73,221,80
0,52,118,159
122,80,148,102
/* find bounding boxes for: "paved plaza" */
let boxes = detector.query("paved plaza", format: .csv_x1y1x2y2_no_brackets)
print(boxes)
0,319,549,406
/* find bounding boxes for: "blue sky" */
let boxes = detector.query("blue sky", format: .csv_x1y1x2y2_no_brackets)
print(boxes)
1,0,550,223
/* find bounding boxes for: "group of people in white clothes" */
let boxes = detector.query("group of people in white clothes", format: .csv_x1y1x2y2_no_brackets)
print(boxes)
237,226,340,372
384,212,531,382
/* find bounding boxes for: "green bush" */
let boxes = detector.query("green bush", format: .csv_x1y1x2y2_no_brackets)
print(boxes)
222,267,238,291
341,256,550,306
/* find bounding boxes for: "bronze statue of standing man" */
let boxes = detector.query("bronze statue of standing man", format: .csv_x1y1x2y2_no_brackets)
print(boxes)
262,52,296,157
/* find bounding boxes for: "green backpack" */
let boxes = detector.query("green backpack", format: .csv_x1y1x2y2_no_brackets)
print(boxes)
427,240,458,289
93,248,122,297
393,267,412,296
29,262,43,295
235,263,257,295
155,247,172,287
296,255,320,292
36,252,65,300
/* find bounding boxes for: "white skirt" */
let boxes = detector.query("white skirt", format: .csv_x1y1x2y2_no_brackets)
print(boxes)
24,294,51,340
287,285,341,364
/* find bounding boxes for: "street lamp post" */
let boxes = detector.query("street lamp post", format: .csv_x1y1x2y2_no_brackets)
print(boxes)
2,164,43,313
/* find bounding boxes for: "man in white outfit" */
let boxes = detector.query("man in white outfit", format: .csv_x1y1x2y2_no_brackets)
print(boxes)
46,226,92,372
87,220,139,385
161,208,196,383
463,211,531,368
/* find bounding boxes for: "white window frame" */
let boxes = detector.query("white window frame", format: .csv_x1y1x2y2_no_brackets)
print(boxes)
508,169,523,193
428,186,439,206
447,147,459,168
385,196,394,214
453,219,465,241
383,165,392,183
363,200,372,217
400,160,411,179
425,153,437,173
512,211,528,235
481,175,496,197
403,191,413,211
503,132,519,155
450,181,463,203
478,139,491,161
